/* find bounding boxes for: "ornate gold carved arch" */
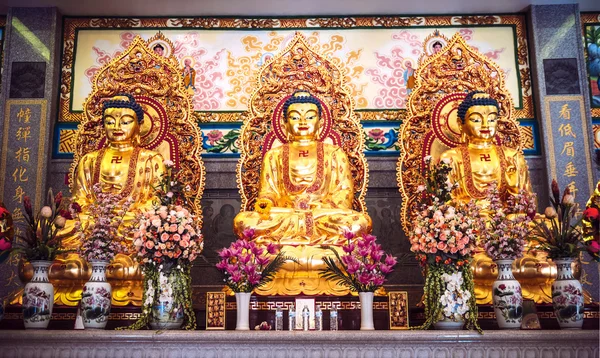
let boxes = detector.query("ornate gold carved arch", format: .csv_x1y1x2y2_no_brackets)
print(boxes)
397,33,522,231
236,32,369,215
71,34,205,220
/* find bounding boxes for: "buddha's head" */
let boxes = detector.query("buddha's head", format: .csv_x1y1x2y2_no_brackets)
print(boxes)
102,94,144,146
282,90,323,142
457,91,499,143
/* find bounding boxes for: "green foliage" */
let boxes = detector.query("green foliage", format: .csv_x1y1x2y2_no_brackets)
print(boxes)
319,246,360,292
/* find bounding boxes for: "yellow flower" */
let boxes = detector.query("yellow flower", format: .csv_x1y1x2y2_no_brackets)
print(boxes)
254,199,272,219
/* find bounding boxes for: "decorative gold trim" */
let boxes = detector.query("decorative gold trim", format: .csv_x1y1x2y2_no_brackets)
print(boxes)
225,300,389,310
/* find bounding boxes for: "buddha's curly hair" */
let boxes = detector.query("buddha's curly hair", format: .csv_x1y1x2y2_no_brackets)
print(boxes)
102,93,145,123
282,90,323,117
457,91,499,124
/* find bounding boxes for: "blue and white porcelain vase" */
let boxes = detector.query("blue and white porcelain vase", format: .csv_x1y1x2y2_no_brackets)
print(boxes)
552,258,584,329
22,260,54,329
80,261,112,329
434,269,468,330
492,259,523,329
150,270,184,330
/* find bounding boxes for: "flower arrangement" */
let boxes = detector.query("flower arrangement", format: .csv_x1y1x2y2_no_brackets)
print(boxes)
319,232,397,292
481,185,537,261
582,182,600,261
76,183,131,262
408,156,482,332
12,189,78,262
529,180,584,260
125,160,203,330
216,229,292,293
0,203,14,264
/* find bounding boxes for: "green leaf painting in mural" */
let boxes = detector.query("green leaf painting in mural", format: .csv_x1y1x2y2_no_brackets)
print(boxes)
203,129,240,154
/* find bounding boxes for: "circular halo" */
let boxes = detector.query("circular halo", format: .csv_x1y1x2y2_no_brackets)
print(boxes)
425,37,448,57
134,95,169,150
271,93,333,144
148,39,172,58
431,92,468,148
181,56,195,68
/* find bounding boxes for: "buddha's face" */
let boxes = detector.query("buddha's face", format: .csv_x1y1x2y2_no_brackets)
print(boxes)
284,102,320,141
462,105,498,141
103,106,139,145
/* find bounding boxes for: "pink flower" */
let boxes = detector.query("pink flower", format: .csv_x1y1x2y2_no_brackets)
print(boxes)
242,228,255,240
207,130,224,145
437,241,447,251
251,246,264,256
0,238,12,251
248,272,261,286
589,240,600,253
343,230,355,241
219,248,232,258
380,264,393,274
384,255,397,267
161,233,169,242
256,255,270,266
216,260,227,270
230,270,242,283
342,243,355,253
266,243,277,255
368,128,385,142
144,241,155,249
180,239,190,248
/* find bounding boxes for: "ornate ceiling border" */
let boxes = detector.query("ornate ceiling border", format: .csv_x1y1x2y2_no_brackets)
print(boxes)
59,14,534,123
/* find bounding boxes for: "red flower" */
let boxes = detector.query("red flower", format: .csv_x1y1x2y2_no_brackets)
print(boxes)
498,284,506,290
583,207,600,221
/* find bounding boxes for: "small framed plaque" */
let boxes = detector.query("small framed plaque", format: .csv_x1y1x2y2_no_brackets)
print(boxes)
295,298,315,330
388,291,409,330
206,292,226,330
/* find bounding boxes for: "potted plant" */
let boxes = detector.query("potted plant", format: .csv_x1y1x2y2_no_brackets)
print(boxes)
408,156,482,332
126,160,203,330
319,232,397,330
12,189,76,329
529,180,585,329
75,183,132,329
480,185,536,329
216,228,292,330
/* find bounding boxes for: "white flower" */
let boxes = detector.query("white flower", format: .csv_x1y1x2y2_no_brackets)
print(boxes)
163,159,174,167
544,206,557,219
417,185,426,192
562,194,575,205
167,192,174,198
40,206,53,218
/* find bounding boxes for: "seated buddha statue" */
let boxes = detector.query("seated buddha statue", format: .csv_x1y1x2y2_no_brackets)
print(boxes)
233,91,372,246
440,91,532,204
439,91,554,303
30,94,165,306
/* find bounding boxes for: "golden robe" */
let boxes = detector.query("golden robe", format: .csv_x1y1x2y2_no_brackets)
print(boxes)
234,142,371,245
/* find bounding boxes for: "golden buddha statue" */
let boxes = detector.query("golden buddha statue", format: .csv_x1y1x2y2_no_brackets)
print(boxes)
234,91,371,246
439,91,532,204
398,33,555,303
38,94,165,306
235,33,371,295
69,94,165,231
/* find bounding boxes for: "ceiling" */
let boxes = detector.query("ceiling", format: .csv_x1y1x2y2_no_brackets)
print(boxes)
0,0,598,17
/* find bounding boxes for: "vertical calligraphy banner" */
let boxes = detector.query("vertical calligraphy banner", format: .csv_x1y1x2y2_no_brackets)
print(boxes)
543,95,598,301
0,99,47,302
543,96,594,201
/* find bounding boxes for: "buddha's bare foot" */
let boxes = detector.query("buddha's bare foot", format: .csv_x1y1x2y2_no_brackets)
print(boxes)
279,235,311,246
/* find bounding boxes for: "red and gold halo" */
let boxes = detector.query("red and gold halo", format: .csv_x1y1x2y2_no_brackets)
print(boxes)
431,92,467,148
